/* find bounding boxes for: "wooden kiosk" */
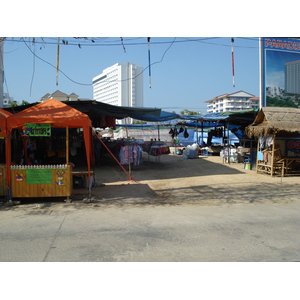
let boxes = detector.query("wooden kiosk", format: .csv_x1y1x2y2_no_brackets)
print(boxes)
6,99,92,200
246,107,300,177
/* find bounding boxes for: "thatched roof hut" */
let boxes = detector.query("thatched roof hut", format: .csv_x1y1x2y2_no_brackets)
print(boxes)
246,107,300,138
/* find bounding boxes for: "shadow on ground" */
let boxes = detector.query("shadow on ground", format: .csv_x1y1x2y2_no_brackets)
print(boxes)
95,154,244,183
2,180,297,211
1,154,298,210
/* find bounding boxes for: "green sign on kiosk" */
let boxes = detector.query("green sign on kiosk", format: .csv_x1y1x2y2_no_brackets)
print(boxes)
26,169,53,184
24,123,51,136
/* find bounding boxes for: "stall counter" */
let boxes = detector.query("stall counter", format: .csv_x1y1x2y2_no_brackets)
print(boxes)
10,165,72,198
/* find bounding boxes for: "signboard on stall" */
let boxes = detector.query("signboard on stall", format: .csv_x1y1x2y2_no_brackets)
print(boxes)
285,139,300,157
261,37,300,108
26,169,53,184
23,123,51,136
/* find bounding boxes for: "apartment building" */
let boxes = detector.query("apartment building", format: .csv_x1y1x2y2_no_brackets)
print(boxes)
92,63,143,108
205,91,259,114
40,90,81,102
2,92,15,108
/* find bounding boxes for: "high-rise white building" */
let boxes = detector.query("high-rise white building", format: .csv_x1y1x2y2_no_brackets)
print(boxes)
285,60,300,95
92,63,144,108
205,91,259,114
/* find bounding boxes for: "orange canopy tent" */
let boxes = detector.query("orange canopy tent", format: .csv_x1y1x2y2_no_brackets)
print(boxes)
6,99,92,198
0,107,13,137
0,108,13,199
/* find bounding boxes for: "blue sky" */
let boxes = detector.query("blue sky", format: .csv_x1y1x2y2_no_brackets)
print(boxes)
2,37,260,113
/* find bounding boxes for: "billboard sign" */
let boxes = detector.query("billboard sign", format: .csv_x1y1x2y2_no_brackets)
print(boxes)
261,37,300,107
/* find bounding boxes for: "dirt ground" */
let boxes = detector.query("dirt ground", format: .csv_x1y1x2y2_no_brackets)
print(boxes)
91,152,300,206
2,152,300,210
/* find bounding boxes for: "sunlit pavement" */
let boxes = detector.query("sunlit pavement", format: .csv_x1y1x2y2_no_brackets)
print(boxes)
1,201,300,262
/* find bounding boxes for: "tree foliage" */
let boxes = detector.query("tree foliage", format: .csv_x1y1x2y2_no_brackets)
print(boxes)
267,96,300,108
10,100,30,107
180,109,201,115
132,120,147,125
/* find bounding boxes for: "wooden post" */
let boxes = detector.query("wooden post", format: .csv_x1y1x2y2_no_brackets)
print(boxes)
65,125,70,201
196,120,198,145
201,121,204,146
124,119,131,176
256,136,260,174
271,133,275,176
66,125,69,164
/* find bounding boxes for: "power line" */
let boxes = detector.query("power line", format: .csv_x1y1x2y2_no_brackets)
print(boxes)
5,37,259,94
93,37,177,86
3,37,181,90
22,38,92,86
23,38,176,86
4,37,259,48
20,37,178,87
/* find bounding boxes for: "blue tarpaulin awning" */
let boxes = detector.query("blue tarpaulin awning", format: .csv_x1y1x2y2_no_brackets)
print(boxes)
130,110,180,122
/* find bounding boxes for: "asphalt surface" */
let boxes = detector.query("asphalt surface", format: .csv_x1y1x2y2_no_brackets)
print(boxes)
1,200,300,262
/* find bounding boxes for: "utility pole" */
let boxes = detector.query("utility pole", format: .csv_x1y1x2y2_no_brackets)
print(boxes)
0,38,4,108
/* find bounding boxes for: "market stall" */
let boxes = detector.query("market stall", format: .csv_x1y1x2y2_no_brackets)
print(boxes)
6,99,92,200
246,107,300,176
0,108,12,197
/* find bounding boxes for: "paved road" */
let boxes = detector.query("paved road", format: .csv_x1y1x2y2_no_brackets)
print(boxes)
1,201,300,262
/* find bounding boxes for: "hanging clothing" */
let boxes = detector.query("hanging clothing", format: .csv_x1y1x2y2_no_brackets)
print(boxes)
184,128,189,138
265,135,273,148
263,151,268,162
119,144,143,165
174,128,178,136
260,135,273,151
143,143,170,156
257,151,264,161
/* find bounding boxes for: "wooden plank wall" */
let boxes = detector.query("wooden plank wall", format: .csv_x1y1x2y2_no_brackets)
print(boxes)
11,165,72,198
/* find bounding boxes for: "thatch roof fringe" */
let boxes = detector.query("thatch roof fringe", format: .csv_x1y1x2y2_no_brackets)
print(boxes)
246,107,300,137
